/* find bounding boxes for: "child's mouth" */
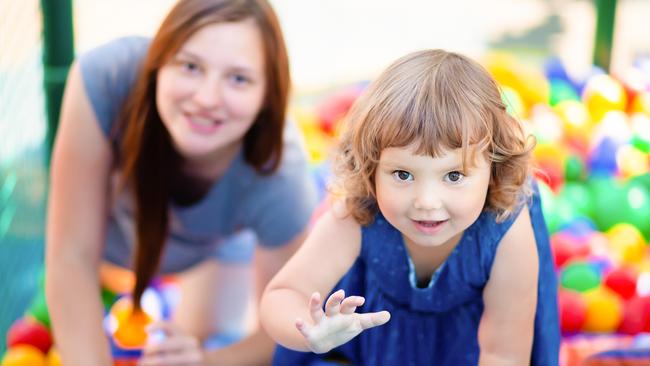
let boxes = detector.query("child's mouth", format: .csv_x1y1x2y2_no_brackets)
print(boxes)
412,219,447,233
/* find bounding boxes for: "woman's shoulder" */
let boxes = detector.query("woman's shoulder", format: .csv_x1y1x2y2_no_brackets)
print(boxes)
79,36,150,61
76,36,151,138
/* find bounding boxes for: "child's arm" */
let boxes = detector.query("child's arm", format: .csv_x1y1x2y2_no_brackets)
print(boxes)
260,203,390,353
478,205,539,366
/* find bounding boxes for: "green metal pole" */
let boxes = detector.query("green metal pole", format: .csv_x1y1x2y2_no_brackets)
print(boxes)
593,0,617,72
40,0,74,165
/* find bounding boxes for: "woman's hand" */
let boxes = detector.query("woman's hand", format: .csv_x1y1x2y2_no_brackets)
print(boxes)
295,289,390,354
139,322,205,366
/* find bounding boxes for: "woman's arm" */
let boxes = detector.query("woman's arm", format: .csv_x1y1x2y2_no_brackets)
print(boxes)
202,229,309,366
478,205,539,366
45,62,114,366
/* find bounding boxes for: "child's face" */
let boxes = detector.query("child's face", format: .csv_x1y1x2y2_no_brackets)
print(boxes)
375,143,491,249
156,19,266,163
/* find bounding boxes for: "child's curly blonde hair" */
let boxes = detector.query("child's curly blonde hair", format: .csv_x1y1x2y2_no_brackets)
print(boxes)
332,49,534,225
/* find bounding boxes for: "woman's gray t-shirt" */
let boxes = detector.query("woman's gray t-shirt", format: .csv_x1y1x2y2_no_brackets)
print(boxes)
79,37,318,273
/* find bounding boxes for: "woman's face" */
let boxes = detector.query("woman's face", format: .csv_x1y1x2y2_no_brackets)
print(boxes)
156,19,266,163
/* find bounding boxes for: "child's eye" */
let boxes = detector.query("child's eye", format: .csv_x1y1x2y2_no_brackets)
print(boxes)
392,170,413,182
445,171,465,183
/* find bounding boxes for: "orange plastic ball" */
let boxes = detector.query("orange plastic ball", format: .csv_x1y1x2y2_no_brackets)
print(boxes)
109,297,154,349
583,287,623,332
1,345,46,366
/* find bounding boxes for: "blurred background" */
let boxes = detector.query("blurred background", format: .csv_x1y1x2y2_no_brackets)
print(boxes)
2,0,650,365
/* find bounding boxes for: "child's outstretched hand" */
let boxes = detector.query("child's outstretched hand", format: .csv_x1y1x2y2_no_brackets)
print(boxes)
296,289,390,354
138,322,204,366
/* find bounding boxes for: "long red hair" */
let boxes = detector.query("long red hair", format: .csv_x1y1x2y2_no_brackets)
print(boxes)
115,0,290,309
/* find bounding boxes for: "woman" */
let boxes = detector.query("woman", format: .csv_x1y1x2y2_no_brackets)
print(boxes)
45,0,317,365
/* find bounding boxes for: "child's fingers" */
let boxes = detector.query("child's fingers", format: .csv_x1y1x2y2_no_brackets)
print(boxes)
358,310,391,330
308,292,325,323
295,317,311,338
324,289,345,317
340,296,365,314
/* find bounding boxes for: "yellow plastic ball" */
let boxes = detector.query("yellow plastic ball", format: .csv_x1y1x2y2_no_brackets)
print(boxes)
46,349,61,366
583,287,623,332
484,53,549,109
617,145,649,178
533,142,568,169
583,74,627,123
554,100,593,139
1,345,46,366
606,223,647,265
631,91,650,117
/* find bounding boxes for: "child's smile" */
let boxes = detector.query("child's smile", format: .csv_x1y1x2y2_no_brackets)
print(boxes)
375,143,491,250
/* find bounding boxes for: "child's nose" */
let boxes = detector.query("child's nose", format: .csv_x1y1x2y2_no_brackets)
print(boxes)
413,188,443,211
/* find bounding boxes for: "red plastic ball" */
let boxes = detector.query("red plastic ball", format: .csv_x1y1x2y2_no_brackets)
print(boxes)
604,268,638,300
618,296,650,335
6,318,53,354
551,233,590,268
558,289,587,333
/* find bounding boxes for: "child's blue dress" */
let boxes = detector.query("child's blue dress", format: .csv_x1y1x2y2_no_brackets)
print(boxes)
273,188,560,365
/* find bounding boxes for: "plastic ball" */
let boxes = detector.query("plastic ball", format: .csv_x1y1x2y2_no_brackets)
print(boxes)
109,298,153,349
617,145,649,178
559,217,596,241
554,100,592,141
582,74,628,122
618,296,650,335
592,110,632,147
587,255,614,276
587,138,620,177
572,65,606,96
630,113,650,153
558,182,593,219
551,232,590,268
485,53,550,109
561,262,601,292
583,287,623,332
501,85,525,117
46,349,61,366
588,178,628,231
544,57,571,83
637,272,650,297
101,287,118,311
631,91,650,117
537,180,561,233
529,104,564,144
558,289,587,333
606,223,647,265
630,173,650,194
316,84,364,135
549,79,580,106
622,180,650,240
549,194,580,229
564,155,586,182
26,293,50,329
0,345,46,366
6,318,52,354
604,267,638,300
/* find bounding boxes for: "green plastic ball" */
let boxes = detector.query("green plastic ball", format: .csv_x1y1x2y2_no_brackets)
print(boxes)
561,262,601,292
